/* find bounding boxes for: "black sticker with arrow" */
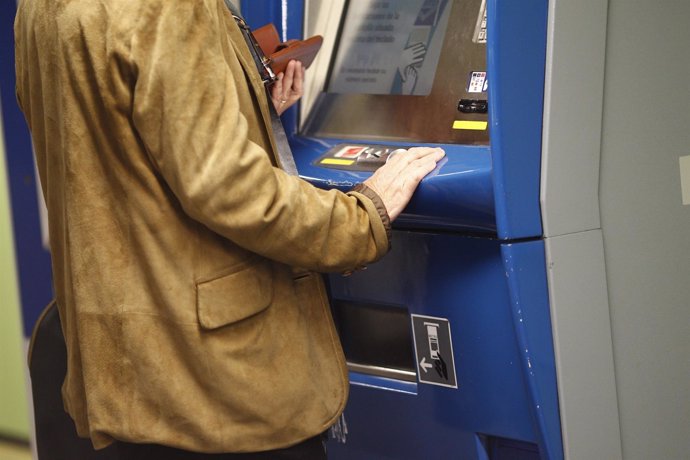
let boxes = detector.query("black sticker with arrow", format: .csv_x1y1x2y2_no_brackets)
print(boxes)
411,314,458,388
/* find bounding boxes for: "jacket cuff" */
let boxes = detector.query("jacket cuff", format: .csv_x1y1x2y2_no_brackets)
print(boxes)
349,183,392,250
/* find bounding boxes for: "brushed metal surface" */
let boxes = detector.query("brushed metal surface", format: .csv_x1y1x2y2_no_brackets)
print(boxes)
347,363,418,383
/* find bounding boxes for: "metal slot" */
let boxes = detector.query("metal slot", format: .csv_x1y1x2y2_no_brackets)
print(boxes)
331,300,417,382
346,363,417,382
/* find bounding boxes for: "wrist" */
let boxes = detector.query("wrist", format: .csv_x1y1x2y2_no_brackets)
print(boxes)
352,183,392,246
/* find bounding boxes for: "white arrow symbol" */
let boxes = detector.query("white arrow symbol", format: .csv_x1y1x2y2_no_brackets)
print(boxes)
419,357,433,373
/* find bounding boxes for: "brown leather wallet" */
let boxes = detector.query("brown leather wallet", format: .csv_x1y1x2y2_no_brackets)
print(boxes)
253,23,323,76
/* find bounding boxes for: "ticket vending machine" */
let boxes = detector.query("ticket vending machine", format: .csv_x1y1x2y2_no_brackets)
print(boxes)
244,1,560,459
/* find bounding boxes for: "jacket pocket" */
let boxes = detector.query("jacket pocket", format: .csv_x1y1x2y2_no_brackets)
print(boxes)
196,258,274,330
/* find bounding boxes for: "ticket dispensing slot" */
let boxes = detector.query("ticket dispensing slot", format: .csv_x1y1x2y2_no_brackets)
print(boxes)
331,300,417,383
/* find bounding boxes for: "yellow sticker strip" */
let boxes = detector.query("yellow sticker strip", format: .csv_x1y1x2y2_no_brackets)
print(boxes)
453,120,488,131
321,158,355,166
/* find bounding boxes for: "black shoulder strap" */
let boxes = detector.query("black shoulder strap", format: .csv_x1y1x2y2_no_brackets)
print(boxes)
222,1,298,176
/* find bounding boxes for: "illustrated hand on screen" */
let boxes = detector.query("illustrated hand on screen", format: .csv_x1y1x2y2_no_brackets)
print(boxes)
270,60,304,115
401,66,419,95
363,147,445,221
398,42,426,94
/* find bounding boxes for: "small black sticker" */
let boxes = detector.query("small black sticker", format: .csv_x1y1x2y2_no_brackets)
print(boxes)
411,314,458,388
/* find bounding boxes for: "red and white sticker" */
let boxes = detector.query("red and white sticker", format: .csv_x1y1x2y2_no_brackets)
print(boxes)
334,145,366,159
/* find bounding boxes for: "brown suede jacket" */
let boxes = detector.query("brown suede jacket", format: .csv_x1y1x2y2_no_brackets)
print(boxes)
15,0,389,453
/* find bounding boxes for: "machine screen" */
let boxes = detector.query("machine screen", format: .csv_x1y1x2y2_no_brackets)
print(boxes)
302,0,488,145
328,0,452,96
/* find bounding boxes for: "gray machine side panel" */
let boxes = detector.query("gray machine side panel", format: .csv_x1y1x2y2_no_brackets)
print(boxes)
545,231,623,460
541,0,608,238
541,1,623,458
600,2,690,459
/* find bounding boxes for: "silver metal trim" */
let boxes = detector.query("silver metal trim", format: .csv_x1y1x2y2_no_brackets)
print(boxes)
347,362,418,383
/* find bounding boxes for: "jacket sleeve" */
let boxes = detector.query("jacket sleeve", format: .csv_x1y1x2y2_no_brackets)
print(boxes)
130,1,389,272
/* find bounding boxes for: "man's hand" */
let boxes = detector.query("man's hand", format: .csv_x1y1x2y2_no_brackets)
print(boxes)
364,147,445,221
270,60,304,115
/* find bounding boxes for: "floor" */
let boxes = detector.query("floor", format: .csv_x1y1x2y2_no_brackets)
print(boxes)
0,439,32,460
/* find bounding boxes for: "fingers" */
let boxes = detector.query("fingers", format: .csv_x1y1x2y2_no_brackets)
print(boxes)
380,151,431,183
406,42,426,63
282,60,296,95
403,65,418,80
403,154,443,191
363,147,445,221
386,147,444,171
409,42,426,53
271,61,304,114
282,60,304,98
293,60,304,94
397,149,445,194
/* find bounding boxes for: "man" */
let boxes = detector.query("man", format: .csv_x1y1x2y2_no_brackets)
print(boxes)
15,0,444,458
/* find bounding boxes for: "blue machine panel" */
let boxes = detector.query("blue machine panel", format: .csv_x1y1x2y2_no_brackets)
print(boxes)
326,232,560,459
292,136,495,232
243,1,561,458
487,0,549,240
501,241,562,460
